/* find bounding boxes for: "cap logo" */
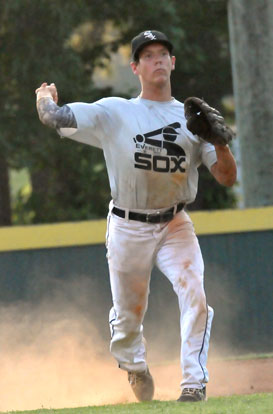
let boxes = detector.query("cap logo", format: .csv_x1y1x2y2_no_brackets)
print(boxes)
144,31,156,40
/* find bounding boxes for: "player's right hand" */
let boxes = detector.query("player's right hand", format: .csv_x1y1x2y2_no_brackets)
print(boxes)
35,82,58,104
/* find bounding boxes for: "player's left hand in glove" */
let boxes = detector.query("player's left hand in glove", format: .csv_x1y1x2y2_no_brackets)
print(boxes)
184,97,235,146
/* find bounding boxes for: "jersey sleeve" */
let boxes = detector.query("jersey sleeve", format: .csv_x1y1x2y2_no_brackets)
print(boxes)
200,140,217,170
59,99,114,149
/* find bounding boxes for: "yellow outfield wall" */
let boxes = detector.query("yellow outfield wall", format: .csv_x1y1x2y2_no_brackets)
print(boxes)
0,206,272,252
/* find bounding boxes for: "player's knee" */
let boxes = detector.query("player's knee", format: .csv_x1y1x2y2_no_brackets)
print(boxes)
189,285,207,311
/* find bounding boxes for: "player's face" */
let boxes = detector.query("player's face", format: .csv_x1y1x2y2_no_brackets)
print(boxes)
131,43,175,88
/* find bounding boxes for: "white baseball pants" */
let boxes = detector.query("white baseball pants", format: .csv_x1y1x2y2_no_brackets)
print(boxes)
106,206,214,390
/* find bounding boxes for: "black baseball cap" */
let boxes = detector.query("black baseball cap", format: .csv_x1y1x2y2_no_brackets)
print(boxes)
131,30,173,61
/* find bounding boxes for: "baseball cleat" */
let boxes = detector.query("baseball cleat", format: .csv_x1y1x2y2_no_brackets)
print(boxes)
128,367,154,401
177,386,206,402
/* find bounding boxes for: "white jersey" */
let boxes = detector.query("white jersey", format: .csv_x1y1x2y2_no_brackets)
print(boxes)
60,97,217,210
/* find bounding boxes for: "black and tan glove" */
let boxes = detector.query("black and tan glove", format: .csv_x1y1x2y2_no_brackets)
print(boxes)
184,97,235,146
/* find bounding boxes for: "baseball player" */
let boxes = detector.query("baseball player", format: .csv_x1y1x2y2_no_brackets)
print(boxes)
35,30,236,403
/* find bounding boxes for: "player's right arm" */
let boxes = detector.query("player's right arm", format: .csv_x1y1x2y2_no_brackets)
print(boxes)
35,82,77,129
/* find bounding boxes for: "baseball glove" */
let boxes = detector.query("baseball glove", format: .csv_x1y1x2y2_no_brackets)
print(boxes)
184,97,235,146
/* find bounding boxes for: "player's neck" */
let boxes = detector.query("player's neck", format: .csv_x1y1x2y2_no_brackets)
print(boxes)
140,82,172,102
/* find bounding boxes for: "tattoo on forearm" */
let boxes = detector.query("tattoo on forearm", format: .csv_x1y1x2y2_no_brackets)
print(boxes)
37,98,77,129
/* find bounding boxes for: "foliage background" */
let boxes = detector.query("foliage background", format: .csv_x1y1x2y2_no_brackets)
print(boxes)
0,0,236,225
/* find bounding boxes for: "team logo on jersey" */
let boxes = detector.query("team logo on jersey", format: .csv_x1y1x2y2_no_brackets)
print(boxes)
144,31,156,40
133,122,187,173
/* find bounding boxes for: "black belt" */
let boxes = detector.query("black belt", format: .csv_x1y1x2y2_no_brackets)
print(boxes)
112,202,185,224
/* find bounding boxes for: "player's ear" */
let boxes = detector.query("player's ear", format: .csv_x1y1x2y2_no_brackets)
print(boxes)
171,56,176,71
130,61,139,75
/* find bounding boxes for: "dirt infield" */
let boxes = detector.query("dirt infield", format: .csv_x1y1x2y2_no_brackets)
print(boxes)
0,352,272,411
152,357,273,400
207,357,273,396
1,300,272,411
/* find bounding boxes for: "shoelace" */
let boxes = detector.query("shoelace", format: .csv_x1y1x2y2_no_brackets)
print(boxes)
183,388,203,395
128,371,146,385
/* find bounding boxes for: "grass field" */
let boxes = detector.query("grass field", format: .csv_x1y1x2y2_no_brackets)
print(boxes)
2,393,272,414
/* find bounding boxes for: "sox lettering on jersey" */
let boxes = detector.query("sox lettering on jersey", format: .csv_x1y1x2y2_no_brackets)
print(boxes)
133,122,186,173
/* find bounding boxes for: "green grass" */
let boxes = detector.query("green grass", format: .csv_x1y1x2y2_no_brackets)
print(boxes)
2,393,272,414
210,352,273,362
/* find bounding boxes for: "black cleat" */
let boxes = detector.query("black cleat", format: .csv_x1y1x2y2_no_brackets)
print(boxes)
128,367,154,401
177,386,206,402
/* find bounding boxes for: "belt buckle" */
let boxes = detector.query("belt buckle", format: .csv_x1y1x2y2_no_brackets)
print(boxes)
146,210,160,223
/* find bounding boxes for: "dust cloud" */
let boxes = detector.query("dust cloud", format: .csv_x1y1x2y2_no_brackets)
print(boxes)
0,297,134,412
0,273,271,412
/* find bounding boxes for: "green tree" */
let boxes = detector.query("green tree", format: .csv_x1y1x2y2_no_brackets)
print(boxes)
0,0,113,223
